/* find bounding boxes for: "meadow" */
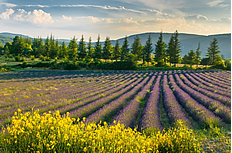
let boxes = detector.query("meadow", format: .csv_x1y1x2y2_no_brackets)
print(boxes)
0,70,231,152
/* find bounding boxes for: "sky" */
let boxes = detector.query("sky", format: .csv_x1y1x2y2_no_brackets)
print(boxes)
0,0,231,41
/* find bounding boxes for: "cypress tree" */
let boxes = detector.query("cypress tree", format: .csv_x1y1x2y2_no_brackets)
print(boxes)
87,37,93,57
167,34,174,65
173,30,181,67
113,40,121,61
68,36,78,60
187,49,196,68
121,36,129,61
144,34,153,66
167,30,181,67
78,35,87,60
94,35,102,59
195,42,201,67
206,38,220,65
44,36,50,57
102,36,112,61
131,36,142,61
154,32,166,66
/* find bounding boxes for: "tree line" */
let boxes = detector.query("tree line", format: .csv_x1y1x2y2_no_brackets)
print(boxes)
0,30,227,68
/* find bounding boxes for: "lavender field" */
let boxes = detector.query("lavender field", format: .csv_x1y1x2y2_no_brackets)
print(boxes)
0,70,231,130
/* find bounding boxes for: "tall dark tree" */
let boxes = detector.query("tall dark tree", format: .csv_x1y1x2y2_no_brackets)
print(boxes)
187,49,196,68
102,36,112,61
167,30,181,67
44,36,51,57
11,36,20,55
68,36,78,60
167,35,174,65
143,34,153,66
78,35,87,60
38,38,45,57
55,39,59,58
59,41,68,59
195,42,201,67
154,32,166,66
131,36,142,61
173,30,181,67
87,37,93,57
49,35,58,59
206,38,220,65
113,40,121,61
16,36,25,56
121,36,129,61
4,42,12,56
94,35,102,59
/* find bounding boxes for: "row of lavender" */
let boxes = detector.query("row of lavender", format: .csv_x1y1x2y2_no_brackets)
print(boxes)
0,70,230,130
0,70,145,125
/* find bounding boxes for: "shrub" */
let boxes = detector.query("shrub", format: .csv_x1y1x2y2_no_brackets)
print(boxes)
14,56,21,62
0,110,202,153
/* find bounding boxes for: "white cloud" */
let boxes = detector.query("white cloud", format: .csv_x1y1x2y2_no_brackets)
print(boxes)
119,17,139,25
207,0,228,7
75,16,100,23
102,18,114,24
62,15,72,21
24,5,49,8
30,9,54,24
0,8,54,24
144,9,174,17
221,17,231,22
118,0,185,11
1,3,17,7
58,4,144,14
0,8,14,19
197,15,208,21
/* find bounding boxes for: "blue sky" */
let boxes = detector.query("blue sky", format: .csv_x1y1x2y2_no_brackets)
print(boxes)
0,0,230,40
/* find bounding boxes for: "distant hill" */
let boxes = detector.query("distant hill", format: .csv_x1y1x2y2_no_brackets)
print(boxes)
0,32,231,59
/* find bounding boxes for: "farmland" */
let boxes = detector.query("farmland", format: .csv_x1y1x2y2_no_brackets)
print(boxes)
0,70,231,152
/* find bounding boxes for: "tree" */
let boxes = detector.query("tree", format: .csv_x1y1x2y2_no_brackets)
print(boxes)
11,36,20,55
200,57,210,66
167,34,174,65
15,36,25,56
154,32,166,67
113,40,121,61
206,38,220,65
102,36,112,61
87,37,93,57
44,36,51,57
173,30,181,67
4,42,11,56
59,41,68,59
68,36,78,60
49,35,58,59
55,39,59,58
187,49,196,68
131,36,142,61
195,42,201,67
94,35,102,59
143,34,153,66
78,35,87,60
121,36,129,61
167,31,181,67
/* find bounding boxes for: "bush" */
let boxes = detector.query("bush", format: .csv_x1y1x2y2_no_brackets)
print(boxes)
30,55,35,61
0,110,202,152
21,61,28,68
14,56,21,62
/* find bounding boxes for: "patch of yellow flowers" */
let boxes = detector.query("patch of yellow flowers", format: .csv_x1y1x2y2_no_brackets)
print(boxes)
0,109,202,152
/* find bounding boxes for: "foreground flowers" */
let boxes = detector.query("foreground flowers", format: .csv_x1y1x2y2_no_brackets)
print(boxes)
0,109,202,152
